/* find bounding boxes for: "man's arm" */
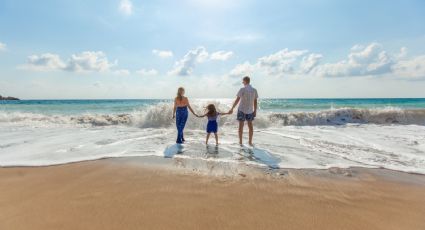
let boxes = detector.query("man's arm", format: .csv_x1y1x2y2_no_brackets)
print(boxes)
229,97,240,114
253,98,257,117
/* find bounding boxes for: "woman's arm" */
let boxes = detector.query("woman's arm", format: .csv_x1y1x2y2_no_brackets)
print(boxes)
172,99,177,119
186,99,197,116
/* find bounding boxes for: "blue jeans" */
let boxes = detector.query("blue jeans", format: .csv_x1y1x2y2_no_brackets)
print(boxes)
176,107,188,143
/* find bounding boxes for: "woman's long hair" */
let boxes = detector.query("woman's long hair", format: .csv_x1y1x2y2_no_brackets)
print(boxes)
177,87,185,101
205,104,217,117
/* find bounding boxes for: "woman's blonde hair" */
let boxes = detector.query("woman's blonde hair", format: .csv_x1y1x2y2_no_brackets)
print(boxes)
177,87,185,101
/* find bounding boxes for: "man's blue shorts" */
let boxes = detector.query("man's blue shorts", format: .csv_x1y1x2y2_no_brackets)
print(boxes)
237,110,254,121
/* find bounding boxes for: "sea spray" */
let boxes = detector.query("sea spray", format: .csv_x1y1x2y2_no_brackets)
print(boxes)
1,105,425,127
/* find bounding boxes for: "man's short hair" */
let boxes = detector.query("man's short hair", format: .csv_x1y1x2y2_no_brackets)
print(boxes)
243,76,250,84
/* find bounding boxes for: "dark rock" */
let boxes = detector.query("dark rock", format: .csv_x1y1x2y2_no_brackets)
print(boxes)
0,95,20,100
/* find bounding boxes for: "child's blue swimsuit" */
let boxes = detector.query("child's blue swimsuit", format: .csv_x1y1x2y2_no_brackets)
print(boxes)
206,113,219,133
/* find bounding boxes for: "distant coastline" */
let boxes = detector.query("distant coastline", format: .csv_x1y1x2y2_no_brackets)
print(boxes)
0,95,19,100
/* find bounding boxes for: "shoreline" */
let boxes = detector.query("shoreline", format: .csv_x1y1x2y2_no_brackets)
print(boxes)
1,157,425,230
2,155,425,183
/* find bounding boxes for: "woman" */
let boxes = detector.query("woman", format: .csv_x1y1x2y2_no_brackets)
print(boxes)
172,87,197,144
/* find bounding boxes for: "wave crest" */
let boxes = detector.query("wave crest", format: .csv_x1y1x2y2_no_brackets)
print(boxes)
1,104,425,127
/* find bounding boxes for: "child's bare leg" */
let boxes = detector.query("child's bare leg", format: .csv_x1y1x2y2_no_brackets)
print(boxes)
206,133,211,145
214,133,218,145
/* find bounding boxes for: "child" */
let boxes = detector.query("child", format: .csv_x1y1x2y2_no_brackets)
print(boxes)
197,104,230,145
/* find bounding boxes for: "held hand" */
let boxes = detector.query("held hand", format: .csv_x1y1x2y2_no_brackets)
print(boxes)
253,111,257,117
229,109,233,114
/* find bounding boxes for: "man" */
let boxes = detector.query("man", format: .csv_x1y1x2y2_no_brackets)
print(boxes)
229,76,258,146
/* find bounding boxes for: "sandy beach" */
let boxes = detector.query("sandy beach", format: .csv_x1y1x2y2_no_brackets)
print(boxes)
1,158,424,230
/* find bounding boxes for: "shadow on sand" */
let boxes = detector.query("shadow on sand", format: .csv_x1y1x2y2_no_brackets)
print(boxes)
164,144,185,158
238,146,281,169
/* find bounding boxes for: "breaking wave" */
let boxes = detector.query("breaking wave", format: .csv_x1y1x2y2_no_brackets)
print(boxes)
1,103,425,128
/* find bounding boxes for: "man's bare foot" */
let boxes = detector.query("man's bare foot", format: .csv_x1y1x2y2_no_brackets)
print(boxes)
248,142,254,146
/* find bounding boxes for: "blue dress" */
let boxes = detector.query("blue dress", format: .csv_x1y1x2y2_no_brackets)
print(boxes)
206,113,219,133
176,106,188,143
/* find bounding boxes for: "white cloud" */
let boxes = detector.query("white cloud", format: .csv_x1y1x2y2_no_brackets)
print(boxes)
65,51,116,73
396,47,408,59
258,49,308,75
300,53,323,73
21,51,122,74
315,43,393,77
119,0,133,16
136,68,158,76
392,55,425,79
152,49,173,58
228,48,310,77
227,42,425,80
168,46,209,76
229,61,255,77
168,47,234,76
113,69,131,75
0,42,6,51
210,51,233,61
21,53,66,71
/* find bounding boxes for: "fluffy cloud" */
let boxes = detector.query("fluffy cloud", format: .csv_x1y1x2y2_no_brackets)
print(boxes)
136,68,158,76
228,42,425,79
315,43,393,77
21,51,126,74
152,49,173,58
0,42,6,51
168,46,209,76
258,49,308,75
210,51,233,61
300,53,323,73
22,53,66,71
119,0,133,16
229,62,255,77
64,51,116,73
392,55,425,79
228,48,311,77
168,47,234,76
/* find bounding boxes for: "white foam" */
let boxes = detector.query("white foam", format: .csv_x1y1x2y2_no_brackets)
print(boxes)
1,119,425,174
1,101,425,174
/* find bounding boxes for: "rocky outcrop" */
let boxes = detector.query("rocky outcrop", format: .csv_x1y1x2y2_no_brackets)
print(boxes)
0,95,20,100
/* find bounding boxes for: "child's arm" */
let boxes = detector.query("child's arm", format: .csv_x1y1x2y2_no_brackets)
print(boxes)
218,111,231,116
196,113,207,118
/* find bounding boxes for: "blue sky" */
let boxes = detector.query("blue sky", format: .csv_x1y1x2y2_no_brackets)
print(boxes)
1,0,425,99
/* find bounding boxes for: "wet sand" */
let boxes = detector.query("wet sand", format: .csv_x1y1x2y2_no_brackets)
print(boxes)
1,158,425,230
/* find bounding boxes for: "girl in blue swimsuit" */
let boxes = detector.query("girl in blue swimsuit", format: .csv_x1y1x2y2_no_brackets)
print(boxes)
172,87,197,144
197,104,230,145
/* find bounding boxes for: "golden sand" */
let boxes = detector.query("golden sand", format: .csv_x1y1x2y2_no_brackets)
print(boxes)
1,160,424,230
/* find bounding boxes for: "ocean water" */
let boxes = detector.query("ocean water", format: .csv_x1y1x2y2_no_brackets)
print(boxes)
1,98,425,174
